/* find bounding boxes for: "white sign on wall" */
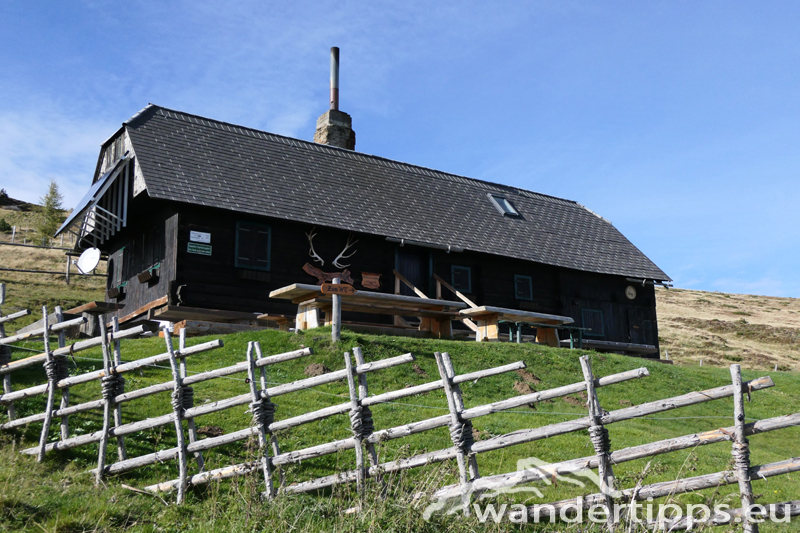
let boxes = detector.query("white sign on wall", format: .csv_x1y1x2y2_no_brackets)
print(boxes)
190,231,211,244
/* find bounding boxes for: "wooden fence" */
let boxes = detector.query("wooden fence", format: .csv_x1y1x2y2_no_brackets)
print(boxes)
426,359,799,531
141,348,646,501
0,287,798,529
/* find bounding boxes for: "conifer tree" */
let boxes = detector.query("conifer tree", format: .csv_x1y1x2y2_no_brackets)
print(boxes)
37,180,64,244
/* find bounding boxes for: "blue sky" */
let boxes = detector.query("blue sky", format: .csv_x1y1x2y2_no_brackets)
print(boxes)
1,1,799,297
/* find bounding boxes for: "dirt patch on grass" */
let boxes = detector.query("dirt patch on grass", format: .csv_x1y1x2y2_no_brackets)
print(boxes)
512,381,538,408
513,381,535,395
304,363,332,377
412,363,428,377
563,395,584,407
197,425,224,437
515,369,541,384
471,427,490,441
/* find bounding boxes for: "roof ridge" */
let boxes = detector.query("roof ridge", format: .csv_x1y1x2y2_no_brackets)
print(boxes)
139,104,578,207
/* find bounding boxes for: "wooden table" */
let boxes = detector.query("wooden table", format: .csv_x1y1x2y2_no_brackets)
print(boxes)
269,284,467,338
65,301,125,316
458,306,574,345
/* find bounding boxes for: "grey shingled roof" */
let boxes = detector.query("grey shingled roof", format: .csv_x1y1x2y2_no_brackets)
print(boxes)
122,105,670,281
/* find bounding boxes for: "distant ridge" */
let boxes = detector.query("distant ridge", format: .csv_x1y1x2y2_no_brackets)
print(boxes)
0,191,35,211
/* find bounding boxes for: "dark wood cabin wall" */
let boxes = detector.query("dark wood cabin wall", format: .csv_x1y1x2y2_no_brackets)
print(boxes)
102,197,178,320
558,269,660,357
173,206,398,321
430,252,561,313
161,202,660,353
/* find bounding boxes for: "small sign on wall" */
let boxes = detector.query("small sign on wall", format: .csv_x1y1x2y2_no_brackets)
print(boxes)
188,242,212,256
320,282,357,295
190,231,211,243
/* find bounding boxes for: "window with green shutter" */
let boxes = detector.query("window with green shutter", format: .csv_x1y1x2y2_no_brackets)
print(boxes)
235,221,271,271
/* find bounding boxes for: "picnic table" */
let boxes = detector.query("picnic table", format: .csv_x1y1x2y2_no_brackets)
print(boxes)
268,283,467,338
458,306,574,345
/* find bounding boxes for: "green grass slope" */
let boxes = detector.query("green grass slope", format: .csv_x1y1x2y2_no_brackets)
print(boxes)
0,207,106,332
1,328,798,532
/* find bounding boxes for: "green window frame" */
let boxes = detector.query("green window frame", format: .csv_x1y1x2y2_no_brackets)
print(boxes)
235,221,271,271
514,275,533,301
451,265,472,293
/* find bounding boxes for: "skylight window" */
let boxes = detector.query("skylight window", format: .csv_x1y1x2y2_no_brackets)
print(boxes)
488,194,520,217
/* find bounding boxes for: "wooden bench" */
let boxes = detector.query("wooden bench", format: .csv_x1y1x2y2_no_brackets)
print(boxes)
458,306,574,345
269,283,467,338
558,338,658,356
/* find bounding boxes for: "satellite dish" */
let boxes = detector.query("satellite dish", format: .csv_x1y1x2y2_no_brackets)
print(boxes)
76,248,101,274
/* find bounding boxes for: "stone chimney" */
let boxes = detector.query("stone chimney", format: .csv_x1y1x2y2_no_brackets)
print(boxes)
314,47,355,150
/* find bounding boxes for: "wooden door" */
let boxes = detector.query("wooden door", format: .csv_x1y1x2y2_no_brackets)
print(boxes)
395,247,428,296
394,247,429,327
627,308,654,345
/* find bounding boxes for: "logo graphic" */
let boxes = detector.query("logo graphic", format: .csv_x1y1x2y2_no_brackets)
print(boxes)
422,456,794,526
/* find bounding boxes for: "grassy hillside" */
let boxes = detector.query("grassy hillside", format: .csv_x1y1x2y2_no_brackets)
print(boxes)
657,287,800,371
1,328,798,532
1,212,798,530
0,206,106,331
0,204,73,247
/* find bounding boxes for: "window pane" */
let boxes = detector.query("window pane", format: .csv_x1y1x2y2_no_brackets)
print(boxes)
515,275,532,300
255,230,270,267
237,226,253,266
489,194,520,217
452,266,471,292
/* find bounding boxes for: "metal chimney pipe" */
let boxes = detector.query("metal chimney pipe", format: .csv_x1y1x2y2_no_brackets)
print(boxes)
330,47,340,111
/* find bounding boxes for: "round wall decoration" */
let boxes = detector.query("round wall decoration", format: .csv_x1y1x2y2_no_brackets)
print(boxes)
625,285,637,300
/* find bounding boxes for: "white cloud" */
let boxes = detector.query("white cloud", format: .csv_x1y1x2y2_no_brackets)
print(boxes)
0,107,114,207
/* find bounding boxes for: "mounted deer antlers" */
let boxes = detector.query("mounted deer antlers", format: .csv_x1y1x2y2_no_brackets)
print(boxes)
306,228,325,266
333,234,359,269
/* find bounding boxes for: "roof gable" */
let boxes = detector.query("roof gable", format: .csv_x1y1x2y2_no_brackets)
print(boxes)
123,105,670,281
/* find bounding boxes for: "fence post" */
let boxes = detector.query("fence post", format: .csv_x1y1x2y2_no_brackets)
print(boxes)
37,306,59,462
434,351,475,515
10,226,15,243
344,351,366,496
441,352,480,480
95,319,114,485
246,341,277,498
0,283,13,421
332,278,341,342
352,347,382,492
111,317,127,460
163,327,190,504
64,255,71,285
54,306,70,440
731,364,758,533
579,355,616,530
179,329,203,471
254,342,284,488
